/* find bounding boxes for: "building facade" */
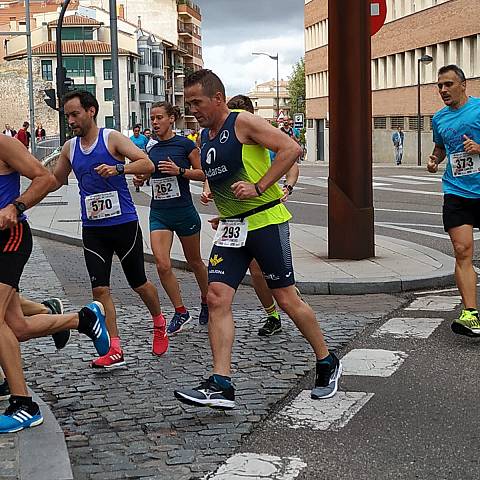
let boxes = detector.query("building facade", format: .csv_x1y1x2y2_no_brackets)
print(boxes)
305,0,480,163
247,79,291,122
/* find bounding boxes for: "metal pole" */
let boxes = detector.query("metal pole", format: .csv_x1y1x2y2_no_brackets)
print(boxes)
109,0,121,131
328,0,374,260
83,25,86,87
25,0,36,155
56,0,71,145
417,59,422,166
276,53,279,120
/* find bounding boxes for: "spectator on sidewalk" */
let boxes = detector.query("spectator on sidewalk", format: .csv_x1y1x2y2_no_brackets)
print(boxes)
35,124,46,142
130,125,148,151
392,126,405,165
15,122,31,149
2,125,16,137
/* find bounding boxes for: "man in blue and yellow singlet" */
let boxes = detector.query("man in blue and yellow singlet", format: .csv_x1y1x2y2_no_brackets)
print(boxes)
174,69,342,410
428,64,480,337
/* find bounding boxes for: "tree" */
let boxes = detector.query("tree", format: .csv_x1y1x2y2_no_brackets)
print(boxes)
287,57,305,117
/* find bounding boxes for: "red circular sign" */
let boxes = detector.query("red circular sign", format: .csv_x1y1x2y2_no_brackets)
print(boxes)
370,0,387,36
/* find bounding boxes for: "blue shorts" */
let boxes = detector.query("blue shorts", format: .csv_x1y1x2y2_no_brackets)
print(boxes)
208,221,295,290
149,204,201,237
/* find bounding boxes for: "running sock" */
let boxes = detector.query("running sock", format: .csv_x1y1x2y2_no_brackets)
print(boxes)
152,314,166,327
9,395,33,407
265,303,280,320
212,374,232,389
111,337,121,350
175,306,187,315
77,306,96,332
316,353,334,365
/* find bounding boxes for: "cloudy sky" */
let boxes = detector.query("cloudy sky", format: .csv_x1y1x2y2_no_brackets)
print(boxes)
194,0,305,96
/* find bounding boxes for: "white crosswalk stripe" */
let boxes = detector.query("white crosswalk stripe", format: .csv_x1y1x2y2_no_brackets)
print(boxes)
406,295,462,311
373,317,444,339
341,349,408,377
205,453,307,480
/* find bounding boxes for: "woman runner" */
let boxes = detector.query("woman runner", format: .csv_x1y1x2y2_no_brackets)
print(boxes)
135,102,209,334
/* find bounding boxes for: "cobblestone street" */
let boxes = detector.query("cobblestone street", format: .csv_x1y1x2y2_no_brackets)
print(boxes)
10,238,405,479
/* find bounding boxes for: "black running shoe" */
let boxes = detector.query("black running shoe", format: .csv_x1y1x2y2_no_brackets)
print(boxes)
0,380,10,401
42,298,71,350
258,315,282,336
174,376,235,410
311,352,342,399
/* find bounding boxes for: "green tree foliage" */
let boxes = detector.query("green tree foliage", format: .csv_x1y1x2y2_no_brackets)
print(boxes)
287,57,305,116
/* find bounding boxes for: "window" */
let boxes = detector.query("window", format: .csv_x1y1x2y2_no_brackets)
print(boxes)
63,56,94,77
139,74,146,94
390,116,405,129
307,119,314,128
73,84,96,95
153,77,159,96
105,116,114,129
62,27,94,41
41,60,53,81
408,116,424,131
104,88,113,102
103,59,112,80
373,117,387,129
131,112,137,127
139,49,146,65
129,57,135,75
130,84,136,101
152,52,162,69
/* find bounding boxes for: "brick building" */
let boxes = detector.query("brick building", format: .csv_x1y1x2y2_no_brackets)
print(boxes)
305,0,480,164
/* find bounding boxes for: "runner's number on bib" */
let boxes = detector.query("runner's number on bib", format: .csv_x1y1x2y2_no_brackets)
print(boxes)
85,191,121,220
152,177,181,200
451,152,480,177
213,219,248,248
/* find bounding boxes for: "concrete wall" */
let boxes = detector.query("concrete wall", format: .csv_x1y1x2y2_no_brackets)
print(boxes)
0,58,58,135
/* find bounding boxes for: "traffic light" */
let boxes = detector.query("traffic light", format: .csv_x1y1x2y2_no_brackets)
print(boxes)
44,88,57,110
63,75,75,94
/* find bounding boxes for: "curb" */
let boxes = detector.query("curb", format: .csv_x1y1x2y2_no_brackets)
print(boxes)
18,390,73,480
31,227,456,295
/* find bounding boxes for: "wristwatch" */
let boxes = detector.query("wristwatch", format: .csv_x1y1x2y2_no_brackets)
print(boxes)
178,167,186,177
283,183,294,195
116,163,125,175
12,201,27,215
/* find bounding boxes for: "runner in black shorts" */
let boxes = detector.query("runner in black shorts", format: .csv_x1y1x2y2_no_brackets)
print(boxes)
174,70,341,410
51,91,168,368
0,134,109,433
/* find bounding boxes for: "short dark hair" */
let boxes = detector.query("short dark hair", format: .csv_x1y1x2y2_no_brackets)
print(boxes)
227,95,254,114
62,90,99,120
151,101,182,121
184,69,226,100
438,64,466,82
23,121,29,128
133,124,142,131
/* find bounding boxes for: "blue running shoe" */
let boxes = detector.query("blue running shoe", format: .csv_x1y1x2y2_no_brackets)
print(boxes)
79,301,110,356
199,303,209,325
0,399,43,434
167,311,191,335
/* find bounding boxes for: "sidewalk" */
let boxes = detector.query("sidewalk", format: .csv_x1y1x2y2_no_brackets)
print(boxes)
27,179,455,295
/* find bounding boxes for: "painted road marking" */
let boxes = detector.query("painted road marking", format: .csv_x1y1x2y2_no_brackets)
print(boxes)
406,295,462,311
373,317,444,339
205,453,307,480
275,390,374,432
341,349,408,377
396,175,443,183
375,222,480,240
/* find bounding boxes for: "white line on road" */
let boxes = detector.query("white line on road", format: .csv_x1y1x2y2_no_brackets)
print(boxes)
374,186,443,196
205,453,307,480
275,390,374,432
372,317,444,339
341,349,408,377
406,295,462,311
375,223,450,239
396,175,443,183
375,176,430,186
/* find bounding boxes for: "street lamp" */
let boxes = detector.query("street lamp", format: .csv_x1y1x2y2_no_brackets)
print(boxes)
417,54,433,166
252,52,279,121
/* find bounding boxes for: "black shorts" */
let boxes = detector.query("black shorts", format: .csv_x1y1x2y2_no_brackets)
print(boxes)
0,220,33,290
82,220,147,289
208,221,295,290
443,194,480,232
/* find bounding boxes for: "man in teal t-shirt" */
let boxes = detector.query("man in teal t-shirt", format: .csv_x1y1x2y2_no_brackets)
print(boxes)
130,125,148,150
428,64,480,337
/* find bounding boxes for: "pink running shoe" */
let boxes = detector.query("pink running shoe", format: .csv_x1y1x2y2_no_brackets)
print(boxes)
153,315,169,356
91,347,126,369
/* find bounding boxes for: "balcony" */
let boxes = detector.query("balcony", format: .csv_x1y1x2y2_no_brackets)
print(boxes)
178,20,193,36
